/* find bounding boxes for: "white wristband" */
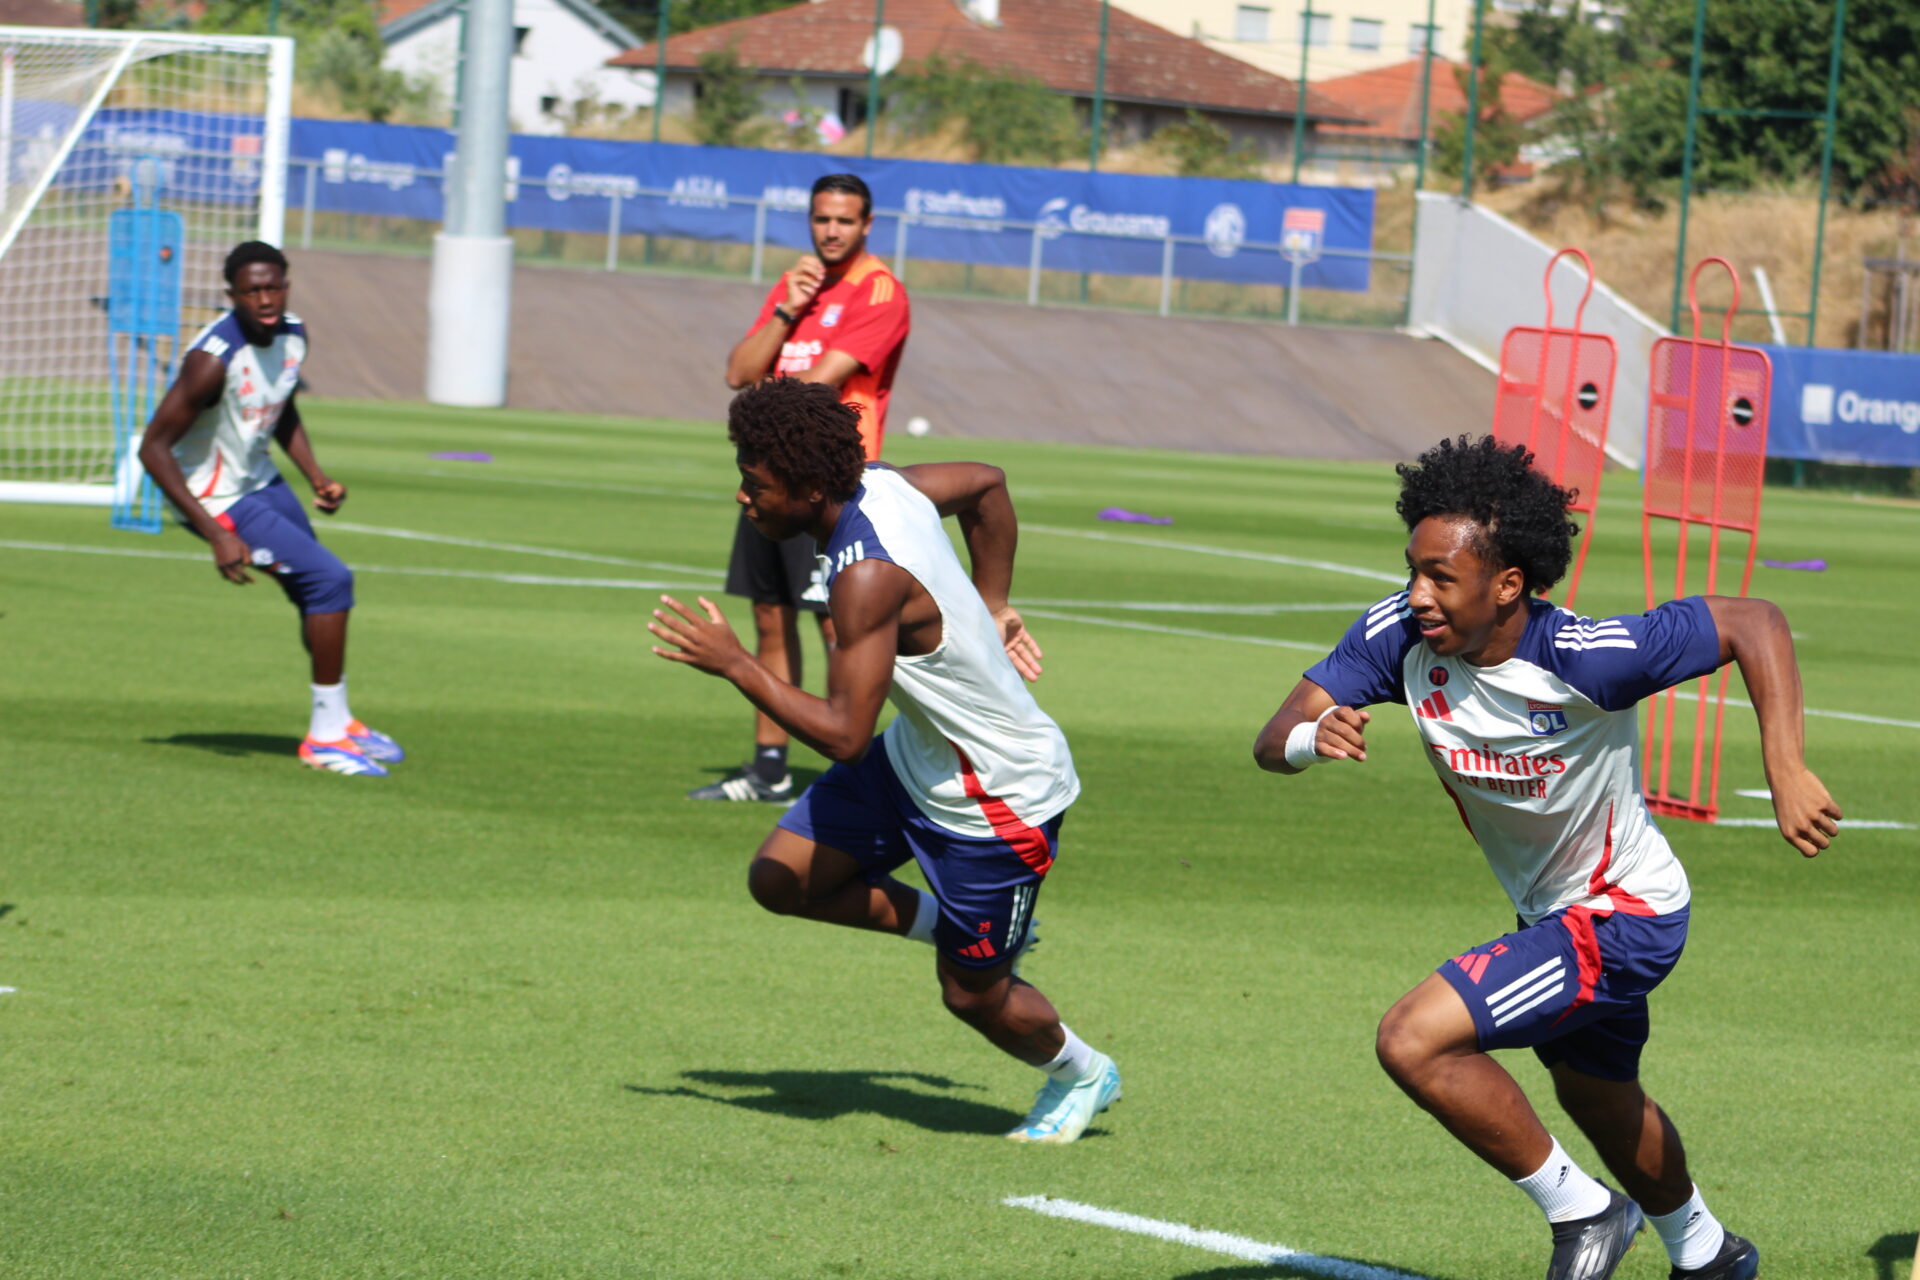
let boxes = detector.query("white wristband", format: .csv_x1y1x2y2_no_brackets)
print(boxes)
1284,708,1335,770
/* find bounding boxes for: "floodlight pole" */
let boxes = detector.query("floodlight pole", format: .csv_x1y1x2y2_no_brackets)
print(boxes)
651,0,668,144
864,0,884,159
1088,0,1108,170
427,0,514,407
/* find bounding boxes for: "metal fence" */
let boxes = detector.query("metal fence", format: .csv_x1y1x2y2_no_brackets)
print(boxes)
285,155,1414,329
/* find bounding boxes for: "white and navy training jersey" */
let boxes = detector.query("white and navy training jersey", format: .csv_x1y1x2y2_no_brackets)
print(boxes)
170,310,307,518
1304,594,1723,924
819,465,1080,838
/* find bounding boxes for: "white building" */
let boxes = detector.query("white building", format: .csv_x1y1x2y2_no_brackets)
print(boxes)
381,0,659,135
1108,0,1621,83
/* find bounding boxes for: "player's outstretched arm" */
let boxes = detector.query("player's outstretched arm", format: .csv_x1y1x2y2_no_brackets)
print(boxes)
895,461,1042,679
273,398,346,514
138,351,254,584
1703,595,1842,856
649,559,905,762
1253,678,1371,774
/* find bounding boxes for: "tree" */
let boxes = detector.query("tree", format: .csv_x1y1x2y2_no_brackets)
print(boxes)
1153,110,1262,180
1431,46,1529,188
690,46,766,148
884,54,1083,165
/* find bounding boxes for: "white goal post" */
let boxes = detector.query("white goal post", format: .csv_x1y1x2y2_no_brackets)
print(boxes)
0,27,292,509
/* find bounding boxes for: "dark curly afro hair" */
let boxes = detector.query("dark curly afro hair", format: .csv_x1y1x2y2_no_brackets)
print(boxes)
727,378,867,502
1395,434,1579,596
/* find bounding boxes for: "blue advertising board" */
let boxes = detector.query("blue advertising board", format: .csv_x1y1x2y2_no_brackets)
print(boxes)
1759,344,1920,466
288,118,1376,292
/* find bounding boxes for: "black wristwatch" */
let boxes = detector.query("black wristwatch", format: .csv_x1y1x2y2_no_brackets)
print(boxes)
772,304,796,326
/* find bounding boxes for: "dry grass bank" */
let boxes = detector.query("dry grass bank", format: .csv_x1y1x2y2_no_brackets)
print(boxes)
1481,182,1919,348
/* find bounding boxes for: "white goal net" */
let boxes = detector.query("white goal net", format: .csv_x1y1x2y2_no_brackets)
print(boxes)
0,27,291,508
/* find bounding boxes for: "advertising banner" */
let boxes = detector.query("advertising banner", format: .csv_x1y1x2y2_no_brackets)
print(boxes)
1758,344,1920,466
288,119,1376,292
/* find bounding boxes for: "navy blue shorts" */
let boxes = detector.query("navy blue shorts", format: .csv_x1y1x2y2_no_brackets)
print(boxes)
1436,906,1690,1082
777,736,1061,969
209,478,354,615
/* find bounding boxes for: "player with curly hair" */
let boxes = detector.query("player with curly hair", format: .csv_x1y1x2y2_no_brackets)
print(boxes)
1255,435,1839,1280
650,379,1121,1144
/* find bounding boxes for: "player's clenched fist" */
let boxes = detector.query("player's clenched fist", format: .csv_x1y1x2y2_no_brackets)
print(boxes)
1315,705,1371,763
785,256,826,311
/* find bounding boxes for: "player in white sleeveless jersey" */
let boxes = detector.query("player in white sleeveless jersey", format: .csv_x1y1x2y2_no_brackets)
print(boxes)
138,242,403,777
1256,437,1839,1280
649,378,1120,1144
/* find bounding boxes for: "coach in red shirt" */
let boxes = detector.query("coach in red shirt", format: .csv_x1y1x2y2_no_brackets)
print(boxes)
688,172,911,804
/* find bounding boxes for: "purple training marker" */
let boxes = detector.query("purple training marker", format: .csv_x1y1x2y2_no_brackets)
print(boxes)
1098,507,1173,526
1762,558,1827,571
431,451,494,462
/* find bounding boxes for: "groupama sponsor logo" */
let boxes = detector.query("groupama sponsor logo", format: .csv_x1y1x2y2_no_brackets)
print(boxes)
1036,196,1170,240
1801,382,1920,434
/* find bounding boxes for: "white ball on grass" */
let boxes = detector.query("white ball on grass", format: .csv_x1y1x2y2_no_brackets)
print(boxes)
906,416,931,437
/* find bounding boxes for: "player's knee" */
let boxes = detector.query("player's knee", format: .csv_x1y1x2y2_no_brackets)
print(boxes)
1374,1005,1432,1087
938,975,1007,1027
746,857,801,915
304,562,354,614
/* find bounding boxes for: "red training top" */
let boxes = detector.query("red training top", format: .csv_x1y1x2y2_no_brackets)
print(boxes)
745,253,910,461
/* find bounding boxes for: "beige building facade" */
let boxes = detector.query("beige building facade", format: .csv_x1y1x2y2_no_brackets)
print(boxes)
1110,0,1477,82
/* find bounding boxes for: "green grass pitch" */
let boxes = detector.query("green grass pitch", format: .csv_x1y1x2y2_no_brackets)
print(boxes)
3,399,1917,1279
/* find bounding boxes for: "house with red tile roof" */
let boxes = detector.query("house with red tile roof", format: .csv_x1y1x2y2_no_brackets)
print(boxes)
379,0,658,134
0,0,83,25
1312,55,1561,182
607,0,1367,159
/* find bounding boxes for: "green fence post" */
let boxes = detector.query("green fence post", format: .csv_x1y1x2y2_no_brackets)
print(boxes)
1668,0,1707,333
1460,0,1484,200
651,0,669,144
1413,0,1436,193
1089,0,1108,171
1806,0,1847,347
1291,5,1313,184
865,0,885,159
267,0,280,35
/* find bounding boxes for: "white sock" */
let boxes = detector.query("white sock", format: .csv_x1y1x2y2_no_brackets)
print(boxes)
904,889,939,944
309,678,352,742
1649,1184,1726,1270
1513,1137,1612,1223
1042,1025,1097,1083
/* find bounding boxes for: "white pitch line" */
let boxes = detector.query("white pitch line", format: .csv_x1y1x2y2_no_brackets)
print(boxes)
1713,817,1916,831
325,522,713,576
1020,599,1372,616
1004,1195,1432,1280
1668,688,1920,732
1020,607,1329,653
1024,523,1404,585
401,466,730,504
0,541,715,592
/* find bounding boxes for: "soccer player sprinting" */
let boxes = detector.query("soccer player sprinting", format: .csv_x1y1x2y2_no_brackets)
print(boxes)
139,241,402,777
650,379,1120,1143
1255,436,1839,1280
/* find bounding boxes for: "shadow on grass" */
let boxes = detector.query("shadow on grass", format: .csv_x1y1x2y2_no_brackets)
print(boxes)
1869,1231,1917,1280
628,1068,1060,1137
146,732,302,758
1168,1264,1459,1280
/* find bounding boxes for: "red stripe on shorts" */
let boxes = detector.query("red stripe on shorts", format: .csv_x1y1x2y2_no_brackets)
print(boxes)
952,744,1054,876
1555,905,1604,1025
